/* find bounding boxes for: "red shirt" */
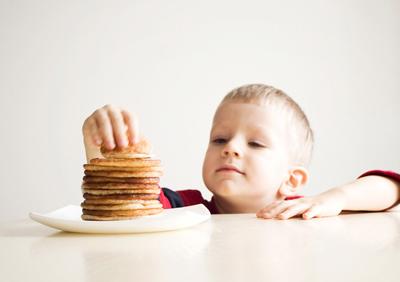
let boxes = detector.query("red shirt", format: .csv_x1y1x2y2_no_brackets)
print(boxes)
159,170,400,214
159,189,220,214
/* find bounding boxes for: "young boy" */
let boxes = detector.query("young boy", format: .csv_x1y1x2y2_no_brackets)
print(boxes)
82,84,400,219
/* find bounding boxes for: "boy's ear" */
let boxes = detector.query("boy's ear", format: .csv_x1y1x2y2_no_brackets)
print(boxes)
278,167,309,197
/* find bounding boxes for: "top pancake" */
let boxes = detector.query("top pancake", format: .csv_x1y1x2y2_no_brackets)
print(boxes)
100,139,152,159
90,158,161,167
102,152,152,159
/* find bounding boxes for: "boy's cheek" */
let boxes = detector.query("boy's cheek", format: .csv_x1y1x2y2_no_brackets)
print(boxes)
248,175,283,199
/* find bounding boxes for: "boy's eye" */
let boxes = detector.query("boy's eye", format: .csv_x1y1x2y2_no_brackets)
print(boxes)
212,138,227,144
248,141,265,148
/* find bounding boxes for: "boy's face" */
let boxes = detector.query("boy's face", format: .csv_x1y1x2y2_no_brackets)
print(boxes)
202,101,292,211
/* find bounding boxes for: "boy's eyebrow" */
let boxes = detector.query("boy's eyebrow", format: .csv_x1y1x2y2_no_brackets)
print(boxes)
211,122,271,131
210,123,230,132
210,124,272,139
249,128,274,143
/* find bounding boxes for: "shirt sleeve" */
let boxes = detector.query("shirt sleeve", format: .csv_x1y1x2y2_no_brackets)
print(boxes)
159,188,202,209
358,170,400,184
160,188,219,214
176,190,205,206
177,190,220,214
162,188,184,208
158,188,172,209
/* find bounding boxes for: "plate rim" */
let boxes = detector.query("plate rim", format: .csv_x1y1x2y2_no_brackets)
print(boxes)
29,204,211,234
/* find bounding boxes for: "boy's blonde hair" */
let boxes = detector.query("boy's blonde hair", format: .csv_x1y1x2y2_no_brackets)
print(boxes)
221,84,314,167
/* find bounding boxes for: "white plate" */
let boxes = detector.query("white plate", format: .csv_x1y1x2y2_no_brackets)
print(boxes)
29,204,211,234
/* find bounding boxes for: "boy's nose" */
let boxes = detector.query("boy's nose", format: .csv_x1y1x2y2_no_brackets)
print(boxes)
222,145,241,158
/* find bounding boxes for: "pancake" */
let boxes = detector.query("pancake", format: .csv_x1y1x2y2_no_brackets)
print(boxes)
90,158,161,167
82,182,159,190
82,188,161,195
83,193,159,201
84,170,163,178
81,208,163,221
81,200,162,210
102,153,152,159
81,138,164,221
100,138,152,159
83,198,160,204
83,176,160,184
82,208,163,217
83,164,163,172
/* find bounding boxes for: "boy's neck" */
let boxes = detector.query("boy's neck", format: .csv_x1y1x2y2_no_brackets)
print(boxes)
213,192,287,214
212,195,266,214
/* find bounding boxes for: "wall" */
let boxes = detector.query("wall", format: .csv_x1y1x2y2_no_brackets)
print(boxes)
0,0,399,221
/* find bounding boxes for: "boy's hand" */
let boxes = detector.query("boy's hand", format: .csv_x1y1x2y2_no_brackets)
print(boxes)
82,105,139,161
257,175,400,220
256,188,346,220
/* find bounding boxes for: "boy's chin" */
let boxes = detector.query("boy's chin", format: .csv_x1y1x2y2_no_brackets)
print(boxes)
208,180,275,201
209,181,243,197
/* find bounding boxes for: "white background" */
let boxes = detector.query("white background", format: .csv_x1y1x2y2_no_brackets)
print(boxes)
0,0,399,221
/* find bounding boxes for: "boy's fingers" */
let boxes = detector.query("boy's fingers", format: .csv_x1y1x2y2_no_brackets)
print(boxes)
257,212,272,219
121,110,139,144
302,205,320,220
87,119,102,146
258,201,294,219
106,106,128,148
256,201,282,218
270,201,297,218
94,109,115,149
277,203,310,220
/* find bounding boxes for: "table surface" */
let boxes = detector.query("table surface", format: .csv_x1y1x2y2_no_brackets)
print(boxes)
1,211,400,282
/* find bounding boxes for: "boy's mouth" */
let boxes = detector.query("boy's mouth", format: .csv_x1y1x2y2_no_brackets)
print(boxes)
216,165,244,175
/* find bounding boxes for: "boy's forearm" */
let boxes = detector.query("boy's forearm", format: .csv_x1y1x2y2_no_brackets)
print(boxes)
336,176,400,211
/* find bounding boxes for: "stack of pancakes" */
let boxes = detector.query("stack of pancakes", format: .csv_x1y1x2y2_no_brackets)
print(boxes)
81,141,164,221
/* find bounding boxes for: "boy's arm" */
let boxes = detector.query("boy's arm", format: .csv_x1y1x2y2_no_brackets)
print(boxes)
338,173,400,211
257,171,400,220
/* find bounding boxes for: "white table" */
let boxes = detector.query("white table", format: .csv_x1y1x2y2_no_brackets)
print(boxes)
1,212,400,282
